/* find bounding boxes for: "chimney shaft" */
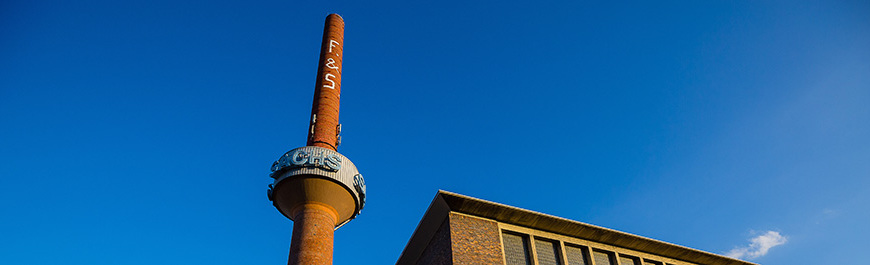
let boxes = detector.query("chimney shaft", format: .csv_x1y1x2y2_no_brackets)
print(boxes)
307,14,344,151
269,14,365,265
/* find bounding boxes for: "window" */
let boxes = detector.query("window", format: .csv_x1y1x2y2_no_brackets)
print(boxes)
535,239,562,265
592,250,615,265
564,244,589,265
619,255,639,265
503,232,532,265
499,229,676,265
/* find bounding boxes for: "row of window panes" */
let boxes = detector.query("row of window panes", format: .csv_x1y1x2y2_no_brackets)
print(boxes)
502,230,678,265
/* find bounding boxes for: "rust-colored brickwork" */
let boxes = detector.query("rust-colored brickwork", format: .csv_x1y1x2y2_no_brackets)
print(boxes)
416,219,453,265
279,13,351,265
287,203,338,265
307,13,344,150
449,212,505,264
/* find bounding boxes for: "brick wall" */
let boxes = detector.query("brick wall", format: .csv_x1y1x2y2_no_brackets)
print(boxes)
414,212,504,265
449,212,504,264
417,219,452,265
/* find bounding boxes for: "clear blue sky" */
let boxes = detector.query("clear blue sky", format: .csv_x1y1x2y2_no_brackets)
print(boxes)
2,1,868,264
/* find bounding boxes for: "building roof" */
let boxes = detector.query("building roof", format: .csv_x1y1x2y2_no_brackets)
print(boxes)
397,190,756,265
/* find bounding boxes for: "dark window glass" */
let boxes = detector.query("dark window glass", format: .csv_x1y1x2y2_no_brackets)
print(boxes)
502,232,531,265
535,239,562,265
564,245,588,265
592,250,614,265
619,256,638,265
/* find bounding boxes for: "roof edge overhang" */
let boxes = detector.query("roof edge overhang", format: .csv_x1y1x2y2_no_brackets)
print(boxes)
396,190,757,265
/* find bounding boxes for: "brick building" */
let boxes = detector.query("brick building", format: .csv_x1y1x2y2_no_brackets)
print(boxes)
396,191,755,265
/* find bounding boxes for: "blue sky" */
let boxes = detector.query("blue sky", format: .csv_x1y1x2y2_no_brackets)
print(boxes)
2,1,868,264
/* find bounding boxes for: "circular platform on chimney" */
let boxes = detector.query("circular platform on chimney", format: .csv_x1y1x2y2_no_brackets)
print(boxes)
268,146,366,227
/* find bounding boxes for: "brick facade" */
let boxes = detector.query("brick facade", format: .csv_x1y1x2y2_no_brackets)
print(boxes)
397,191,756,265
416,219,453,265
448,213,504,264
414,212,505,265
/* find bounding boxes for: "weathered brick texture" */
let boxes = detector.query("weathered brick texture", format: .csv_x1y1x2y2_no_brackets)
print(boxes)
287,204,337,265
416,219,453,265
414,212,504,265
449,213,504,264
308,13,344,150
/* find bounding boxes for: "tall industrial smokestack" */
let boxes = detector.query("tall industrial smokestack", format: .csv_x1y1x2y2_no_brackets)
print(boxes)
308,13,344,151
267,14,366,265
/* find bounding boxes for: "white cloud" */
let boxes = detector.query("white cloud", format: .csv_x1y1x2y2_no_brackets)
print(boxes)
725,231,787,260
